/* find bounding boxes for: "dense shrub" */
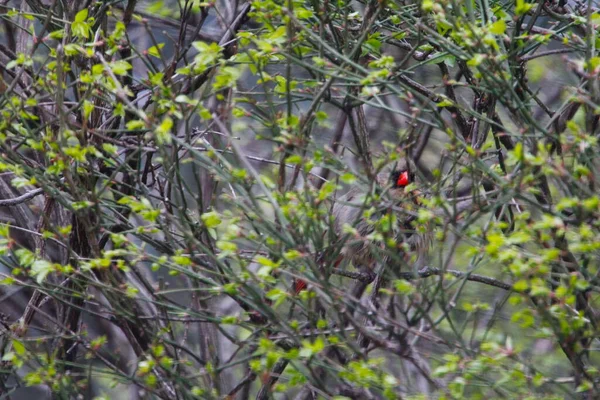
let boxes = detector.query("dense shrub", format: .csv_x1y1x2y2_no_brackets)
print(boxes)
0,0,598,398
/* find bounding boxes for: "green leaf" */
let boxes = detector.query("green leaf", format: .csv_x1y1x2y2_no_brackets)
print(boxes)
422,0,434,12
15,248,35,267
12,340,25,356
513,280,529,292
75,8,89,23
437,99,454,107
467,54,486,67
255,256,278,267
72,21,90,39
576,381,593,393
285,155,302,165
515,0,533,16
394,280,415,295
102,143,118,155
30,259,54,284
295,8,313,19
588,57,600,71
266,288,288,307
147,43,165,58
340,173,356,184
172,255,192,266
201,211,222,228
216,240,237,252
192,42,223,72
109,60,133,76
155,116,173,145
49,29,64,40
299,337,325,358
489,20,506,35
126,120,146,131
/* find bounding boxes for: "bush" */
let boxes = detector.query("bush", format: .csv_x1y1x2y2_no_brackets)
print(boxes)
0,0,598,398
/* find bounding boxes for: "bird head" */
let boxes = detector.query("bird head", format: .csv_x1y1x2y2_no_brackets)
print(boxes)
380,158,415,191
390,164,414,189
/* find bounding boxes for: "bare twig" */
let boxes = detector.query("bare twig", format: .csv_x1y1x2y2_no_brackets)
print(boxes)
332,266,512,291
0,187,43,206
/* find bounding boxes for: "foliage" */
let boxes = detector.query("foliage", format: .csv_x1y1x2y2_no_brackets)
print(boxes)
0,0,598,399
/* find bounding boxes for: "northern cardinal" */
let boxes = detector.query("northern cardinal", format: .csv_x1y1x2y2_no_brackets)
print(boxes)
294,158,430,294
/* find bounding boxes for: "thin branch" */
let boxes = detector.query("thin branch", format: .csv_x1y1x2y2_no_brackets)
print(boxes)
332,266,513,291
256,359,290,400
227,371,257,397
0,187,43,206
519,48,576,62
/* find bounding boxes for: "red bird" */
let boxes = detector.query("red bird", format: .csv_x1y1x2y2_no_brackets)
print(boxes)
294,158,430,294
